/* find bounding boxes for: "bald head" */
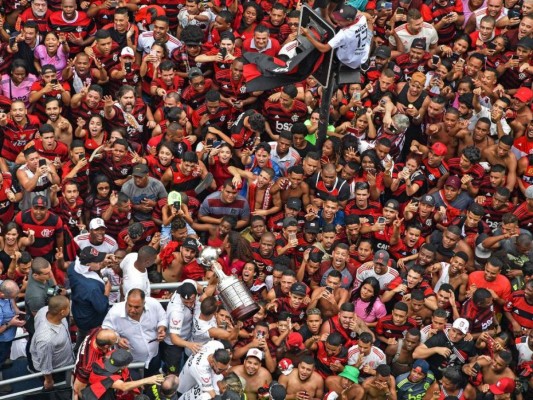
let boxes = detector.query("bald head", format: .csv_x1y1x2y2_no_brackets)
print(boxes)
96,329,119,346
48,295,70,315
0,279,20,299
161,374,179,397
322,163,336,174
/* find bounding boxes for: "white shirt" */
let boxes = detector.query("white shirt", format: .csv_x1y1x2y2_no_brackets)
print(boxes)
516,336,533,365
347,344,386,370
74,233,118,254
189,311,217,355
102,297,167,367
137,31,183,56
164,284,200,346
355,262,399,290
389,23,438,52
468,105,511,137
178,347,223,395
328,15,372,70
120,253,150,297
420,323,452,343
269,142,301,175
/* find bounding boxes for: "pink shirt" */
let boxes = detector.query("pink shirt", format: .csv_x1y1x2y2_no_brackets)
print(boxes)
353,297,387,323
0,74,38,107
34,44,69,79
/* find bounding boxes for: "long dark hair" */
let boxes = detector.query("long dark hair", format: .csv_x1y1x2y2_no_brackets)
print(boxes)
228,231,253,263
352,277,380,317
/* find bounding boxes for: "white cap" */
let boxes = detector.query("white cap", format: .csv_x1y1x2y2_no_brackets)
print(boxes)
246,348,263,361
89,218,106,230
452,318,470,335
121,47,135,58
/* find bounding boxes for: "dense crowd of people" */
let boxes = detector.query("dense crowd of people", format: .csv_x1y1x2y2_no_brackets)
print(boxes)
0,0,532,400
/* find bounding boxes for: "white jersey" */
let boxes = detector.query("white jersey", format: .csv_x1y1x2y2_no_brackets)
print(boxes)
420,324,452,343
389,23,438,52
189,312,217,355
355,262,399,290
164,287,200,346
433,262,450,293
347,345,386,369
120,253,150,297
178,347,223,395
137,31,183,56
74,233,118,254
516,336,533,366
328,14,372,70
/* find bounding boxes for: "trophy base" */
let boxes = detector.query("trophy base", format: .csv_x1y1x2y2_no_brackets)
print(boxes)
230,303,260,321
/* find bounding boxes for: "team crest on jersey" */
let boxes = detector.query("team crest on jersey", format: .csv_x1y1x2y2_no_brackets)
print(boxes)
76,26,82,33
41,228,54,238
99,110,105,117
146,235,152,242
113,54,118,62
291,114,300,122
138,113,145,122
240,86,246,93
519,73,527,80
121,168,129,175
418,66,425,72
220,115,226,122
133,75,139,83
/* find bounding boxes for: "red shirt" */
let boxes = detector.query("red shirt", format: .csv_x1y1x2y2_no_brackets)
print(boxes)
242,37,281,57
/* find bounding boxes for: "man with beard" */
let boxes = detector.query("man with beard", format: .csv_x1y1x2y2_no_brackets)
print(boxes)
384,267,437,310
279,354,324,399
395,39,431,78
48,0,96,54
0,101,40,165
390,9,439,54
362,45,402,83
101,7,138,50
263,85,307,141
325,365,364,399
413,318,476,379
137,15,182,59
16,124,69,168
428,225,475,271
456,117,494,157
50,181,84,237
385,328,422,376
44,98,73,146
429,253,469,302
16,0,51,35
11,22,40,76
75,218,117,254
167,237,202,282
70,83,103,125
476,164,509,199
230,349,272,400
217,58,258,120
229,167,281,218
431,176,474,228
103,85,156,145
463,350,516,395
29,65,72,124
309,163,350,210
507,87,533,138
199,179,250,229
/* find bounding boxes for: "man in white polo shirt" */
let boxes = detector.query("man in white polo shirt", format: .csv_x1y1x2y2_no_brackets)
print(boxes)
300,5,372,71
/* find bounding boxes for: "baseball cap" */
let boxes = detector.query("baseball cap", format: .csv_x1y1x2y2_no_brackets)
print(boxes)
182,237,199,252
286,197,302,211
517,36,533,50
444,175,461,189
79,246,107,264
290,282,307,296
32,195,49,208
177,282,197,299
514,87,533,103
167,191,182,205
489,377,516,395
304,221,320,234
286,332,305,350
332,5,357,21
188,67,203,79
104,348,133,373
374,45,392,59
412,359,430,375
283,217,298,228
384,199,400,211
278,358,294,375
373,250,389,265
430,142,447,156
89,218,106,230
132,163,149,177
339,365,359,383
246,348,264,361
411,38,427,50
121,47,135,58
376,0,391,10
526,185,533,199
452,318,470,335
420,195,435,207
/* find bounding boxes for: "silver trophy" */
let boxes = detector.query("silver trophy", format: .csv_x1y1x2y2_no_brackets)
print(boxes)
198,246,259,321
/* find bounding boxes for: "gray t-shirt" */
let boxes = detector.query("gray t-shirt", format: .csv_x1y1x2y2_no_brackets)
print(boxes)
25,275,53,335
121,177,167,221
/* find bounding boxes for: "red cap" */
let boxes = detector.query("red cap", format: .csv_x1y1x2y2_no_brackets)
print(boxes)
514,87,533,103
430,142,447,156
489,378,515,395
286,332,305,350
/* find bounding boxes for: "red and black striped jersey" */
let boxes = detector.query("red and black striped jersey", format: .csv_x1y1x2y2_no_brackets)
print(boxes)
107,64,141,96
61,160,90,196
0,174,18,226
315,340,349,379
395,52,431,79
150,75,184,110
250,243,276,274
191,103,232,131
420,158,449,189
69,101,104,128
262,99,308,136
375,314,419,340
105,209,132,241
92,151,134,190
107,99,149,145
0,115,40,162
16,9,51,34
181,79,214,109
14,209,64,263
151,0,186,31
447,158,485,187
52,196,85,237
498,53,533,89
117,220,158,251
29,80,71,123
169,161,203,197
84,195,110,222
504,290,533,330
48,11,97,54
461,298,496,333
215,69,249,103
0,44,15,76
73,328,106,384
203,47,243,75
513,202,533,230
420,0,463,44
145,154,173,181
32,138,69,163
344,200,383,219
260,19,291,44
91,41,121,72
268,211,305,233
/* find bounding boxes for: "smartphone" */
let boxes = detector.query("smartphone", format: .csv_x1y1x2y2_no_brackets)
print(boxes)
288,233,297,242
412,197,420,206
51,79,58,85
219,47,227,59
472,363,481,374
380,99,386,106
172,193,182,209
377,217,386,224
325,286,334,293
397,7,405,15
124,62,132,73
16,313,25,321
367,168,377,175
39,159,47,167
446,13,454,19
8,36,15,48
487,42,496,50
206,138,214,146
508,8,521,19
456,58,465,66
353,91,361,101
511,55,519,60
109,0,118,7
150,49,157,58
257,331,265,339
432,55,440,65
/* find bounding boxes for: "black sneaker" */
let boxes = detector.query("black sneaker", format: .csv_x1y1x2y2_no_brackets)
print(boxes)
194,173,214,195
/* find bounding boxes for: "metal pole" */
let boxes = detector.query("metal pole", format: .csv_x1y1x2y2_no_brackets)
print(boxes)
317,67,336,152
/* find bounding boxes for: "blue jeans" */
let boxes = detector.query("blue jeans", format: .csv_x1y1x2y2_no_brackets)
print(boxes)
0,341,13,365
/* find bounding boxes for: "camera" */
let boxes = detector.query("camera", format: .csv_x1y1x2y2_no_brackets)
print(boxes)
46,285,62,297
